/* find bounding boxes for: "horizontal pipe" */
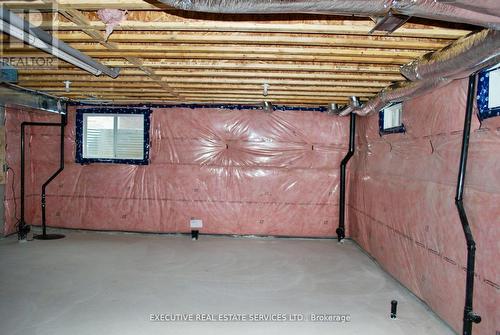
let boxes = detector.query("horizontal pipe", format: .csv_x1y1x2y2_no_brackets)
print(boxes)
21,122,62,127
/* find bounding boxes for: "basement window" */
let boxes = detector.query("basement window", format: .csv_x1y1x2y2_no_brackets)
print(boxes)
477,64,500,121
379,102,405,135
76,108,151,165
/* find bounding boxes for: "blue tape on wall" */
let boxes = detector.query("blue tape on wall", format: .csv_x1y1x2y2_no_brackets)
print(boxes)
70,102,329,113
477,65,500,121
75,108,151,165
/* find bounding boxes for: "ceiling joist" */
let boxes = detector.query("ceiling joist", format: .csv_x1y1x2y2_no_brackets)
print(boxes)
0,0,474,106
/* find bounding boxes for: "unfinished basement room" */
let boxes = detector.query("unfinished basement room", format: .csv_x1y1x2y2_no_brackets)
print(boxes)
0,1,499,335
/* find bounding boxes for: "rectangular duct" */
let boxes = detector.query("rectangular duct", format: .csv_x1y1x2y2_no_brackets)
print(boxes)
0,83,66,114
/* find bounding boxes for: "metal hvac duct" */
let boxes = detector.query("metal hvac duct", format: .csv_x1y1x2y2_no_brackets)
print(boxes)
401,29,500,81
436,0,500,17
340,79,447,116
158,0,500,30
0,82,67,114
341,29,500,116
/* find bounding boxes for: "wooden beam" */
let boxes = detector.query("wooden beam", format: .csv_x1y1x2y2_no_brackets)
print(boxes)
22,82,382,92
7,56,404,73
43,87,376,97
57,92,346,101
18,77,390,87
48,32,449,50
3,0,167,11
7,43,424,58
47,2,182,99
35,16,470,40
18,70,403,81
4,50,415,65
2,0,470,107
17,71,392,81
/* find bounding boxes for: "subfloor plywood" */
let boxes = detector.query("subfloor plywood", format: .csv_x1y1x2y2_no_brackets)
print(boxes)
0,231,455,335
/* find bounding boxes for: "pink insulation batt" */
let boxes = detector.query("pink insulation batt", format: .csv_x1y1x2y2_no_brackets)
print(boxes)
4,106,348,237
97,9,128,40
348,78,499,335
3,78,499,334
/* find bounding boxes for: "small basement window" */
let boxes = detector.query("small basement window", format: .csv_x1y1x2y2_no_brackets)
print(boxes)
76,108,151,165
477,64,500,120
379,102,405,135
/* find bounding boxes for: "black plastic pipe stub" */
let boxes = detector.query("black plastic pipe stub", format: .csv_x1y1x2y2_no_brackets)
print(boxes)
336,227,345,243
191,230,199,240
391,300,398,319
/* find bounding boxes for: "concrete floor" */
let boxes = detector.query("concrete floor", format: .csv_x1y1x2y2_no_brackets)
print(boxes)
0,231,455,335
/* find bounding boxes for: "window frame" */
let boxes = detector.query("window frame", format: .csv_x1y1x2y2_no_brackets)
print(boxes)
76,108,151,165
477,64,500,121
379,102,406,136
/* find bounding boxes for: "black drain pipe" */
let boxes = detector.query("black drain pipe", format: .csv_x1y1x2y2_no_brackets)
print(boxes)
336,97,358,242
456,75,481,334
34,112,67,240
19,113,67,240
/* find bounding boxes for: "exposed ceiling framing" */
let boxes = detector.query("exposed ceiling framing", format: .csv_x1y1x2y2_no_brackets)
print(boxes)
0,0,474,106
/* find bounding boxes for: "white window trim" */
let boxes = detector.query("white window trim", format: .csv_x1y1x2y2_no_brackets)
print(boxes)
82,113,145,161
488,66,500,109
380,102,405,135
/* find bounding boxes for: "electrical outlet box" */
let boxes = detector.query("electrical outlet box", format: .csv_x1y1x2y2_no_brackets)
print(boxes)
190,219,203,229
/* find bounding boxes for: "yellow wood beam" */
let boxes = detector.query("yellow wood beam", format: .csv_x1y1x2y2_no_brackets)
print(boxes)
3,0,167,11
23,82,381,92
4,50,415,65
46,2,182,99
18,70,403,81
45,32,449,50
35,17,469,40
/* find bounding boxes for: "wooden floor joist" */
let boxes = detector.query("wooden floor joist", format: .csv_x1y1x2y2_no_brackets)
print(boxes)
45,1,182,99
0,0,474,106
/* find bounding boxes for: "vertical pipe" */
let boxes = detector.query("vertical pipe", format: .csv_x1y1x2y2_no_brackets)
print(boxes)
18,122,28,240
39,113,66,238
337,108,356,242
18,120,65,240
456,75,481,334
